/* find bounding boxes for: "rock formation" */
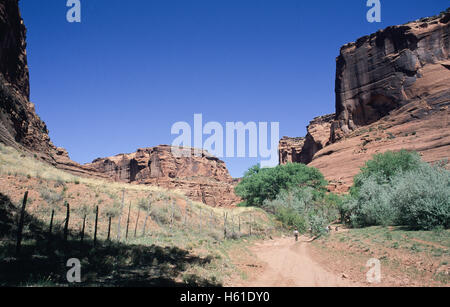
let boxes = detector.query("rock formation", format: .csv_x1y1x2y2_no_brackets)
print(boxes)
0,1,239,206
281,9,450,192
86,145,240,207
278,137,305,164
0,0,50,153
0,0,107,178
279,114,335,165
331,10,450,142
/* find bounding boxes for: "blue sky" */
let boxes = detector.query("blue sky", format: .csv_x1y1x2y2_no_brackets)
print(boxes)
19,0,449,177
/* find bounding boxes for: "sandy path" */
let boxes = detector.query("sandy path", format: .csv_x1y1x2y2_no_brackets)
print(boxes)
236,236,359,287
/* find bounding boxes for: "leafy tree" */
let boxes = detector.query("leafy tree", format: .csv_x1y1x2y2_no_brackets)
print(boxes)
235,163,327,207
351,150,422,196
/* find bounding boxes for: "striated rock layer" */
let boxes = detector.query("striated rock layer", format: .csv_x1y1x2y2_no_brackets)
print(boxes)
0,1,239,206
281,10,450,193
0,0,106,178
279,114,335,166
86,145,240,207
331,10,450,142
278,137,305,165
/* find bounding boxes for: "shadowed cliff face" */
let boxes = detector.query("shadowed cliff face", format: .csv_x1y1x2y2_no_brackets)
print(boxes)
86,146,240,207
280,10,450,192
0,0,29,98
0,0,108,178
331,11,450,142
0,0,49,152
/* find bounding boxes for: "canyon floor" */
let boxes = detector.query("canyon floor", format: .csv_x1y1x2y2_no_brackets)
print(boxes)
228,227,449,287
228,236,358,287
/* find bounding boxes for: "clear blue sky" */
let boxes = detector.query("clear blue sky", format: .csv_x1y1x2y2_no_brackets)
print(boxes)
19,0,449,178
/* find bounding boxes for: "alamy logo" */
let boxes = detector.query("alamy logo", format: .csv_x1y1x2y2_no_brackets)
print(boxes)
171,114,279,168
66,0,81,23
66,258,81,283
366,0,381,23
366,258,381,283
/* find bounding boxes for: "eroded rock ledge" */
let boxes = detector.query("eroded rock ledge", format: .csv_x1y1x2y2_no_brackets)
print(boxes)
86,145,240,207
280,10,450,192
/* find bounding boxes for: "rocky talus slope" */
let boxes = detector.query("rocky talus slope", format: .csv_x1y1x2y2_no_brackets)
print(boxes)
86,145,240,207
280,10,450,192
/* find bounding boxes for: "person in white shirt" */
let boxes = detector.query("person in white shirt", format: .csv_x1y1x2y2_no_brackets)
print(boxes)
293,229,299,242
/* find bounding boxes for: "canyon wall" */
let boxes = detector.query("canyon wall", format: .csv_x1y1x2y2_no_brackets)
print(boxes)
0,0,105,178
331,10,450,142
278,114,334,165
280,10,450,192
0,0,50,153
86,145,240,207
0,1,239,206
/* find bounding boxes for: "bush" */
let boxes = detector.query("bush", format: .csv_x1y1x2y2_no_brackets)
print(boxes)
235,163,327,207
351,150,422,196
348,177,397,228
392,164,450,230
344,151,450,230
263,187,339,236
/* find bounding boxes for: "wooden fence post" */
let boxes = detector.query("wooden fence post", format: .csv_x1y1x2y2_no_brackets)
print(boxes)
15,191,28,255
231,215,235,236
170,201,174,229
93,206,99,247
249,214,252,236
142,199,151,236
125,202,131,240
117,189,125,241
134,208,140,238
107,216,111,241
80,214,86,243
239,215,241,236
48,209,55,236
223,212,228,239
63,202,70,242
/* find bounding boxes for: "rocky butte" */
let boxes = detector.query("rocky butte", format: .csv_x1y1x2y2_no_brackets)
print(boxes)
86,146,240,207
0,0,240,206
280,9,450,193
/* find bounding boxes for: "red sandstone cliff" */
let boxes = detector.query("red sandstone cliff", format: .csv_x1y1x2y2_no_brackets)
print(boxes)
86,145,240,207
0,0,107,178
280,10,450,192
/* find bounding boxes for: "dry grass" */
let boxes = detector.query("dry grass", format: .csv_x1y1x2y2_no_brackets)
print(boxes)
0,143,280,285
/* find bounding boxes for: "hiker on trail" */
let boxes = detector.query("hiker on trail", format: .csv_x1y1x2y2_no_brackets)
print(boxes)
293,229,299,242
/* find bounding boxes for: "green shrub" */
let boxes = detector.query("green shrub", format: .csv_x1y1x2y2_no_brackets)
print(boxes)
392,164,450,230
263,187,339,236
235,163,327,207
344,151,449,230
351,150,422,196
348,177,397,228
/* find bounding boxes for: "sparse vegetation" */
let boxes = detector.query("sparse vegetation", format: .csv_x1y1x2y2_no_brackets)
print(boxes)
0,144,280,286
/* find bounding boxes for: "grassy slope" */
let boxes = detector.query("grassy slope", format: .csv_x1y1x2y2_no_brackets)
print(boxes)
0,143,280,286
310,226,450,286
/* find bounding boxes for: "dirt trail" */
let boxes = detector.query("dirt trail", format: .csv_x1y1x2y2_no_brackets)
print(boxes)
234,236,360,287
